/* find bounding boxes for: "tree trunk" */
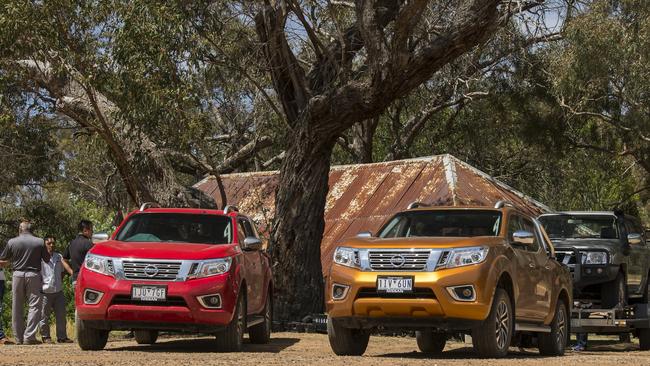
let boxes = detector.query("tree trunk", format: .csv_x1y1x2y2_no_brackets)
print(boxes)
350,117,379,163
271,127,336,320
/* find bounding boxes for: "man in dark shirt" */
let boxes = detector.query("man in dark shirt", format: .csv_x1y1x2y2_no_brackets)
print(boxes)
63,220,94,285
0,221,51,345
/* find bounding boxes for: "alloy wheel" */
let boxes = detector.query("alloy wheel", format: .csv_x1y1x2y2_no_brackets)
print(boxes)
556,306,566,346
495,300,510,350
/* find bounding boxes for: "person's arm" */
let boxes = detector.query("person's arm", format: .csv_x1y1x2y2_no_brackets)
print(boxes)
41,241,51,263
0,242,12,263
61,258,73,276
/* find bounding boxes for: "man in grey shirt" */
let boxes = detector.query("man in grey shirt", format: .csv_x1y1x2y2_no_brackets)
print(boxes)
0,221,51,345
39,235,73,343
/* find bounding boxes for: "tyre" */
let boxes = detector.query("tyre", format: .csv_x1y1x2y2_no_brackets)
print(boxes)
642,273,650,303
639,328,650,351
327,316,370,356
134,330,159,345
538,299,568,356
215,294,246,352
601,271,627,309
249,293,272,344
75,311,109,351
472,288,512,358
415,330,446,354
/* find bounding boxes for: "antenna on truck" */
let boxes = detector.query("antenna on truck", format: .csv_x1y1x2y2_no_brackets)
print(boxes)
407,202,430,210
494,200,514,209
224,205,239,214
139,202,160,211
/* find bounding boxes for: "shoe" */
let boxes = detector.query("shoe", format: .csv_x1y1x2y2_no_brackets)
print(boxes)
42,337,53,344
57,338,74,344
572,344,585,352
0,337,15,345
23,339,42,345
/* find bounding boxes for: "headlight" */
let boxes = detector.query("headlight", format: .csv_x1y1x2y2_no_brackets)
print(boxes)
194,258,232,278
582,251,608,265
442,246,489,269
84,254,115,277
333,247,360,268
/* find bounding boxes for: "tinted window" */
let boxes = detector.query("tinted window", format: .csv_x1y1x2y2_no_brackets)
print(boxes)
240,218,257,238
236,220,246,245
539,214,618,239
625,218,643,235
116,213,233,244
378,210,502,238
507,215,521,241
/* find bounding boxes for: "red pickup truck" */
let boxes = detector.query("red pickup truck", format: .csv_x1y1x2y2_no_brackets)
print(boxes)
75,205,273,352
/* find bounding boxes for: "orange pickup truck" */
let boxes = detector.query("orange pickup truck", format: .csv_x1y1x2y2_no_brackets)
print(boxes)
326,202,572,358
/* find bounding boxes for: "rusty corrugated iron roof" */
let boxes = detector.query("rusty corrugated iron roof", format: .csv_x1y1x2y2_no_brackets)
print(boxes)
194,154,552,273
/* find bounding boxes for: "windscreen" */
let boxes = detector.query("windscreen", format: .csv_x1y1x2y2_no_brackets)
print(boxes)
538,214,618,239
115,213,233,244
378,210,502,238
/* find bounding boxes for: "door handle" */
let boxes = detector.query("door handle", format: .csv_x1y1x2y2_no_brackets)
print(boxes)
529,263,536,268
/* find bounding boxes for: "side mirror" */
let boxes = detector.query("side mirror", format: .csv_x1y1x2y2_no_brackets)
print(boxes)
628,233,642,245
242,237,262,251
357,231,372,238
512,231,535,246
92,232,109,243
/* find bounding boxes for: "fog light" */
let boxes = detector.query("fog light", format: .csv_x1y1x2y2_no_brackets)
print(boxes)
597,268,603,274
585,268,592,274
332,283,350,300
83,289,104,305
197,294,222,309
447,285,476,302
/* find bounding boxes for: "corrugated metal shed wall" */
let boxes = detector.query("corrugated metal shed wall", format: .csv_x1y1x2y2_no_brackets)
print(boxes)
195,154,552,273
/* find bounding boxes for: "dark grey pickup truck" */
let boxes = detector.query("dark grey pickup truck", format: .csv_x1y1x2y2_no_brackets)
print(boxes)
538,211,650,308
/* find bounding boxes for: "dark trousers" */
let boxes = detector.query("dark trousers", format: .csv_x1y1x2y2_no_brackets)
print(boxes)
0,280,5,339
39,291,67,340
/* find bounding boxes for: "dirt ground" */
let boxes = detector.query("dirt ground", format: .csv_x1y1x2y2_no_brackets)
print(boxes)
1,332,649,366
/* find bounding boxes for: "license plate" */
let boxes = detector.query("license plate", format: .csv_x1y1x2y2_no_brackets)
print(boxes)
131,285,167,302
377,276,413,293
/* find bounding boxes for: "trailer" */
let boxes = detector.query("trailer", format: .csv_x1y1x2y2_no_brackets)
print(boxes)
565,249,650,350
571,303,650,350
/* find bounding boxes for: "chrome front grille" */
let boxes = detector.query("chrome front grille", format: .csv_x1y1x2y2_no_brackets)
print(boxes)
122,261,182,281
368,250,431,271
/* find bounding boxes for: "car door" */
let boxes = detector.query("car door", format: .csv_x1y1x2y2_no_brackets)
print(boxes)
238,216,265,314
528,219,555,320
508,213,540,321
626,218,645,294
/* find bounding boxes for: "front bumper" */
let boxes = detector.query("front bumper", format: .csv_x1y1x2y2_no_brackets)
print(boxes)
326,261,495,330
574,264,620,290
555,248,619,290
75,268,239,331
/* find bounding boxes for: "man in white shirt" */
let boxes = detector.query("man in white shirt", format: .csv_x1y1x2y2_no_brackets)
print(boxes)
39,235,73,343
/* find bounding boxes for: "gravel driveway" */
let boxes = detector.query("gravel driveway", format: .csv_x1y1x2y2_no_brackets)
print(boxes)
1,332,648,366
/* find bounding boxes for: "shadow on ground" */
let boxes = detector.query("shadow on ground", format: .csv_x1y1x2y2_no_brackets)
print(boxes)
375,340,640,359
376,346,546,360
108,337,300,353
